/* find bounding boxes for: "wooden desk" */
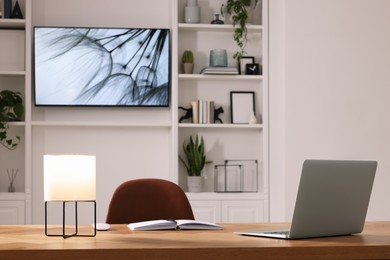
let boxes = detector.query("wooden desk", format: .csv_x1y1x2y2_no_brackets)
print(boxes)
1,222,390,260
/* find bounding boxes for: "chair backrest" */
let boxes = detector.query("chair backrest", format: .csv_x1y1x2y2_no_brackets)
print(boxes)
106,178,195,224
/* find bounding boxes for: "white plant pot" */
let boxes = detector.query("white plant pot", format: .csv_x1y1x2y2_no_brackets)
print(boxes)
187,176,203,193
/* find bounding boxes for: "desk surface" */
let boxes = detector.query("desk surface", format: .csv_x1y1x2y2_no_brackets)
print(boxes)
1,222,390,260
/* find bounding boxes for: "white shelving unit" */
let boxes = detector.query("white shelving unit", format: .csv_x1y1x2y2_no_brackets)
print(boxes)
0,0,268,224
173,0,269,223
0,0,32,224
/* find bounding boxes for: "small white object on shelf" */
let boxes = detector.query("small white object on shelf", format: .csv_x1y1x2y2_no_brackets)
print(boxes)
249,112,258,124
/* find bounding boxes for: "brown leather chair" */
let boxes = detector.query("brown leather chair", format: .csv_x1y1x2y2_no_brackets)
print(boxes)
106,178,195,224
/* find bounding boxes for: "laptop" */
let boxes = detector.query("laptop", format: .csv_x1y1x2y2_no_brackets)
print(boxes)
238,159,377,239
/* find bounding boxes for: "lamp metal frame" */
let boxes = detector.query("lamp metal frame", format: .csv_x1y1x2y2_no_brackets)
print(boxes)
45,200,96,238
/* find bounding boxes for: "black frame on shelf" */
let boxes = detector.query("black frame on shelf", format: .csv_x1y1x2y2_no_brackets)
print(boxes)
225,159,258,192
214,164,244,193
230,91,256,124
238,56,255,75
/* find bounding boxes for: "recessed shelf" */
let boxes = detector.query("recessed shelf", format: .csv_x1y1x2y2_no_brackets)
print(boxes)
178,23,262,32
178,74,263,81
179,123,263,129
0,70,26,76
0,19,26,29
0,192,25,200
8,121,26,126
31,121,172,128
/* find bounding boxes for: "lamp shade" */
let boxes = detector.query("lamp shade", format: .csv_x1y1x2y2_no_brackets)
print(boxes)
44,155,96,201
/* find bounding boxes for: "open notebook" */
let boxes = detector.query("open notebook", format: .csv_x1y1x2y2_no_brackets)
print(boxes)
128,219,222,231
238,160,377,239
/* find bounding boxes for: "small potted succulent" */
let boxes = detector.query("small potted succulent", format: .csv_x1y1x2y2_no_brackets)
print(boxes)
181,50,194,74
180,135,207,192
0,90,24,150
221,0,258,60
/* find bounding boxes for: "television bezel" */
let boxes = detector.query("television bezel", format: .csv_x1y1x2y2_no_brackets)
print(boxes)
32,26,171,108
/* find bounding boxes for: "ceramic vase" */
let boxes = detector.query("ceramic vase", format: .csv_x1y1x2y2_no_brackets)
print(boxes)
185,0,200,24
211,14,224,24
8,184,15,192
249,112,257,124
209,49,227,67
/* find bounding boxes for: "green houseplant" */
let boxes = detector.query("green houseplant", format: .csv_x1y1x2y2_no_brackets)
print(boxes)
0,90,24,150
181,50,194,74
180,135,208,192
182,50,194,64
221,0,258,60
180,135,206,176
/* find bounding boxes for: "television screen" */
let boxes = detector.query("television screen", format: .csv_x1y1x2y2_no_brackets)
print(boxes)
33,26,170,107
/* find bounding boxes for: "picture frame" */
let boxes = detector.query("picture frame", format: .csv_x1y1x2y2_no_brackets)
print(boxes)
225,160,258,192
238,56,255,75
214,164,244,193
230,91,256,124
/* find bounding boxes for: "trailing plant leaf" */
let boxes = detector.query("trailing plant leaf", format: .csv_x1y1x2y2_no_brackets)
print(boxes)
221,0,258,60
0,90,24,150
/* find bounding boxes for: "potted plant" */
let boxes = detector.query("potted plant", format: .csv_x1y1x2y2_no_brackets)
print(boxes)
180,135,207,192
181,50,194,74
0,90,24,150
220,0,258,60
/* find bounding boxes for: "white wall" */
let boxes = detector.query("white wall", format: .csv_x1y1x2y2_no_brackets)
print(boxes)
269,0,390,221
268,0,287,222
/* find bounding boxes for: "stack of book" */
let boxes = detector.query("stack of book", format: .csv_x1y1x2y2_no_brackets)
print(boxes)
191,100,215,124
200,66,238,75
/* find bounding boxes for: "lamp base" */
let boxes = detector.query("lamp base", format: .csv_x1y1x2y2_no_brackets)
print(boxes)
45,200,96,238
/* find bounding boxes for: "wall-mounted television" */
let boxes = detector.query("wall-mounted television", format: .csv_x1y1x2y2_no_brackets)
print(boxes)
33,26,170,107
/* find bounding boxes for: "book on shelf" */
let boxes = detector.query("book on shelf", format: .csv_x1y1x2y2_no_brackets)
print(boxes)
128,219,223,231
200,66,239,75
191,99,215,124
191,101,199,124
3,0,12,19
208,100,215,124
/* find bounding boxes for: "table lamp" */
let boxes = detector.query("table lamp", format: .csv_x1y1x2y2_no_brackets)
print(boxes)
44,154,96,238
